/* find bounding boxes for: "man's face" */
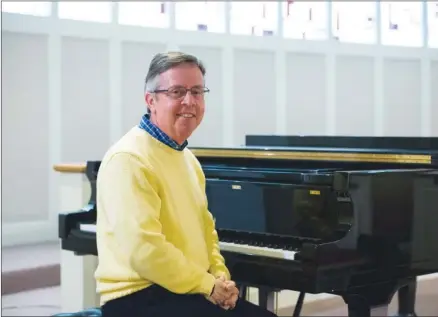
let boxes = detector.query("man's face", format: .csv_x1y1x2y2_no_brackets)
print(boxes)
145,63,206,144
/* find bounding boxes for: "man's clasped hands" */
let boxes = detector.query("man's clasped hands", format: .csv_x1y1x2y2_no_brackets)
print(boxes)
208,274,240,310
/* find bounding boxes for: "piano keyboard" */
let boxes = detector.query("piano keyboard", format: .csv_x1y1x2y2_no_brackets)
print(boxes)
79,223,296,260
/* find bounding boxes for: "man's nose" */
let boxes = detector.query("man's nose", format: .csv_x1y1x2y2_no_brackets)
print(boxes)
182,90,196,105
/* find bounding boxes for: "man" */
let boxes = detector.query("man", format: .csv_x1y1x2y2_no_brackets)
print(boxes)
94,51,277,317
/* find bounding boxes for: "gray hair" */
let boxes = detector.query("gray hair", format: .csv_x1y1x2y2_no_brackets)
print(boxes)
144,51,206,114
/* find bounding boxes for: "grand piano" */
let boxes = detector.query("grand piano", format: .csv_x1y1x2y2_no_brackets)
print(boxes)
58,136,438,317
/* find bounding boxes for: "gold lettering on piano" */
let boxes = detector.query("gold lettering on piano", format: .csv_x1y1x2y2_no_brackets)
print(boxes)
309,190,321,195
232,184,242,190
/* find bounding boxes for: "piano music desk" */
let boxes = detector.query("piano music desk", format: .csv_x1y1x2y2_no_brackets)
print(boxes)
53,163,100,313
53,162,338,314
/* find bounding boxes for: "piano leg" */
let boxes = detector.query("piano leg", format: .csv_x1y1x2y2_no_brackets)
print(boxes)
238,284,248,299
258,288,277,313
395,278,417,317
342,279,410,317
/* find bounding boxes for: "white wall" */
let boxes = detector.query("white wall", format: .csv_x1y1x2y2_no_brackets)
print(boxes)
2,2,437,246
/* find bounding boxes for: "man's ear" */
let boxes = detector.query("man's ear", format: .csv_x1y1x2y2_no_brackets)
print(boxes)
145,92,155,113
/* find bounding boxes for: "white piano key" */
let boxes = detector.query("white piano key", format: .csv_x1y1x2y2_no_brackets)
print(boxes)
80,223,96,233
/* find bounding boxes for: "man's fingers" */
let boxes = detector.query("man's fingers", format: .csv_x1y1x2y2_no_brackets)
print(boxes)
224,280,237,293
224,294,238,310
226,285,239,296
226,293,238,303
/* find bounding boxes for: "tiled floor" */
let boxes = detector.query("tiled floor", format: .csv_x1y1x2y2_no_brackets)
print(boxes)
2,286,62,316
2,241,60,273
2,242,62,316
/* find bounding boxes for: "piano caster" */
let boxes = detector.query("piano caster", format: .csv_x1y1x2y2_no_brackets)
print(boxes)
341,279,411,317
393,278,418,317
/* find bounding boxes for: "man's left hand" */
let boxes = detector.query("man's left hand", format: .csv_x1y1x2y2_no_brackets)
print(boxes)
216,275,239,310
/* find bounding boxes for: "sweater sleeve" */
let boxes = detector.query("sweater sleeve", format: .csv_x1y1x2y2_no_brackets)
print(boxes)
98,152,216,296
202,208,231,280
190,155,231,280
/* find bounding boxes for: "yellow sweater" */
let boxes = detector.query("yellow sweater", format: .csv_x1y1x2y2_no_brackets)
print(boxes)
94,126,230,305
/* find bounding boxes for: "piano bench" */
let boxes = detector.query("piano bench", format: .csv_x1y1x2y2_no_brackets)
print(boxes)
52,307,102,317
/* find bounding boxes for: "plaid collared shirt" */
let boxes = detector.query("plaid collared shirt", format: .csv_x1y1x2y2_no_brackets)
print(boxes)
138,114,188,151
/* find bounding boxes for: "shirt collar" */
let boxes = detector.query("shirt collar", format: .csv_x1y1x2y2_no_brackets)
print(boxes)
138,114,188,151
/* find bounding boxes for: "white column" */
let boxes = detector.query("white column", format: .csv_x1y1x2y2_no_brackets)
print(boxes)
325,51,336,135
275,1,287,135
109,2,123,142
61,251,100,312
374,1,384,136
222,0,235,147
420,1,431,136
325,1,336,135
48,1,62,239
420,57,431,136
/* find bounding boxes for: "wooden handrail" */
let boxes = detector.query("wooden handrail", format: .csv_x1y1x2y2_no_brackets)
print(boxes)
53,163,86,173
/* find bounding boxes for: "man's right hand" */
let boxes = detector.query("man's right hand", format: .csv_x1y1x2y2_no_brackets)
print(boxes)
209,276,239,309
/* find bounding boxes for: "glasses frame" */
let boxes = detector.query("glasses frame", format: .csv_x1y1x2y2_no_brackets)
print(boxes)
152,86,210,99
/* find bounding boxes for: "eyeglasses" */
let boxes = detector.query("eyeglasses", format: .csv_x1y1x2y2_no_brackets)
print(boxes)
152,86,210,100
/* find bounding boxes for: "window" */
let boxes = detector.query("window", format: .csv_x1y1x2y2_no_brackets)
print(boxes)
175,2,225,33
332,2,376,44
282,1,327,40
428,1,438,48
58,2,112,23
230,2,278,36
1,1,51,17
118,2,169,28
381,2,422,47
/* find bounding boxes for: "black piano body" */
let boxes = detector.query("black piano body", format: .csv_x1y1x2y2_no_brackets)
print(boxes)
59,136,438,317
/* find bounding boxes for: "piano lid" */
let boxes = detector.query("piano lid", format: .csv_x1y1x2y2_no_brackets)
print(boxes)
245,135,438,152
190,136,438,165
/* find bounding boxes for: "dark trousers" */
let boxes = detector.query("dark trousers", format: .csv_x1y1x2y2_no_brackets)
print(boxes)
102,285,277,317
